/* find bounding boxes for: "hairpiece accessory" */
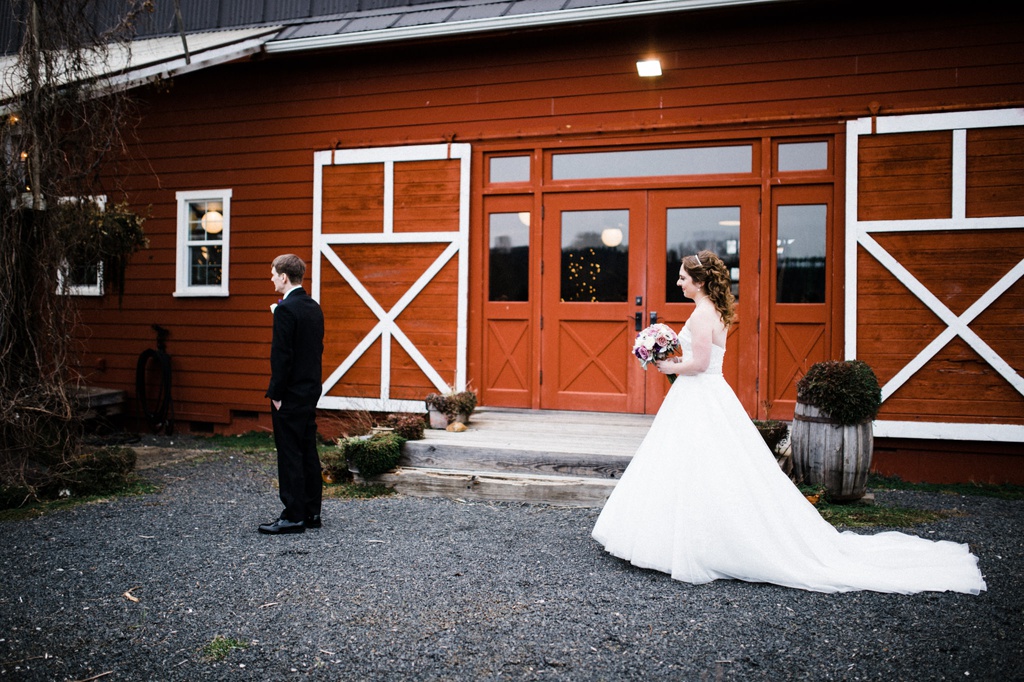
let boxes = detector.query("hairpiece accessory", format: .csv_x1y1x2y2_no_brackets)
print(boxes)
693,253,702,267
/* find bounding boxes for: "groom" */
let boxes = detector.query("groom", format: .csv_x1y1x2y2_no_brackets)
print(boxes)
260,254,325,535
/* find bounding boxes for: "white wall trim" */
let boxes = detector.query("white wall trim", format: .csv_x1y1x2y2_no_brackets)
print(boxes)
874,421,1024,442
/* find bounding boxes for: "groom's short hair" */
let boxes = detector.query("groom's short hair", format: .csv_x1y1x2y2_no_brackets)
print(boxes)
272,254,306,284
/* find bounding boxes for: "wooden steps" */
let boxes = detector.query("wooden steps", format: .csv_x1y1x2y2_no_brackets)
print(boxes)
371,467,619,507
373,407,653,507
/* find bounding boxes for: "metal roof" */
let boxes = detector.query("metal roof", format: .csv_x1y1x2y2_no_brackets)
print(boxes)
0,0,786,103
265,0,781,52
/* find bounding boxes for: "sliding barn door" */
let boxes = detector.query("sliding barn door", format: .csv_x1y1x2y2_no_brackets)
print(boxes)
313,144,471,412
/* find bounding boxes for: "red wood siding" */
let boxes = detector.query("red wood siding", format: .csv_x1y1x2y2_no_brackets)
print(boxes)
967,126,1024,218
322,165,384,234
873,438,1024,485
74,4,1024,432
857,131,953,221
393,160,461,233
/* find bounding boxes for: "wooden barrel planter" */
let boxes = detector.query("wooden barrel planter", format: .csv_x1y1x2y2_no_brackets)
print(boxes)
791,401,873,502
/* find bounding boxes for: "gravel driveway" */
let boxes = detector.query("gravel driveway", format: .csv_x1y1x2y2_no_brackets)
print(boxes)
1,449,1021,681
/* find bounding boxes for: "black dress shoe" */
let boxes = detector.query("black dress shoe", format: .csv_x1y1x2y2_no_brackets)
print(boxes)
258,518,305,535
305,515,322,529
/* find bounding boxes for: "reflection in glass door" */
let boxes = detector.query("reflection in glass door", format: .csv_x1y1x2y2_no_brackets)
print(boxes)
665,207,741,304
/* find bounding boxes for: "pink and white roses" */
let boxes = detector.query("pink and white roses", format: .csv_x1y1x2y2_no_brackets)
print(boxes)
632,323,680,382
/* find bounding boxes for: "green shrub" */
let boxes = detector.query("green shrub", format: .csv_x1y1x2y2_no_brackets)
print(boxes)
340,432,406,479
796,360,882,426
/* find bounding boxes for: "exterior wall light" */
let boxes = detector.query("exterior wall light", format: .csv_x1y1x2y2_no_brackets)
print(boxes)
636,59,662,77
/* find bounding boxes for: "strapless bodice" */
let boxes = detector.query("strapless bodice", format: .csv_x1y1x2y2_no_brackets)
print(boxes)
680,326,725,375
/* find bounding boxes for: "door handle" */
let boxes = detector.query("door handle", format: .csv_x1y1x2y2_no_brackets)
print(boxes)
649,311,658,326
635,312,643,332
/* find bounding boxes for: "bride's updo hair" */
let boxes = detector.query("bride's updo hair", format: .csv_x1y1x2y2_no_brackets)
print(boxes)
682,250,736,327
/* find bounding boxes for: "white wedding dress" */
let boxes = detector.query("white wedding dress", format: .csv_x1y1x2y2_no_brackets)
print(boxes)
592,326,986,594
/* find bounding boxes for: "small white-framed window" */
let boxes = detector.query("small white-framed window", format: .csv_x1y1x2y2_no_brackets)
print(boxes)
57,195,107,297
175,189,231,297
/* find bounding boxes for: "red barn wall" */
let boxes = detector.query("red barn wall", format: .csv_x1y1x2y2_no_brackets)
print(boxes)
73,3,1024,471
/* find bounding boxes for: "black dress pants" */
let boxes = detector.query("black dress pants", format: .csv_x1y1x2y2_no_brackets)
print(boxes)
270,401,322,523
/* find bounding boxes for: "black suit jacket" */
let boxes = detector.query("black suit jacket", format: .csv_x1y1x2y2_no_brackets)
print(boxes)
266,287,325,406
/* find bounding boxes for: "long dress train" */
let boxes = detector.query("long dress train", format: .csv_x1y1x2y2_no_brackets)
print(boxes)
592,326,986,594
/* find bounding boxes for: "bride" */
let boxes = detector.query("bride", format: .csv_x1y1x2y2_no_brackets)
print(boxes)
592,250,986,594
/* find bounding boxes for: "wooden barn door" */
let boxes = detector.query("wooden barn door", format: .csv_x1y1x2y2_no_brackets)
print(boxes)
846,110,1024,443
539,188,759,414
312,144,471,412
540,192,648,413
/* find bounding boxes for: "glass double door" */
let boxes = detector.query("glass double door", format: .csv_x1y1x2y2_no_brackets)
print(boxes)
540,189,760,415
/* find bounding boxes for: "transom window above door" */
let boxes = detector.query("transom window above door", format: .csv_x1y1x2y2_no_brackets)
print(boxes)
551,145,753,180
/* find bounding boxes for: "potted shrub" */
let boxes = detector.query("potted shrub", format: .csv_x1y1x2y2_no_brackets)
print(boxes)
339,432,406,479
320,447,349,484
791,360,882,503
383,413,426,441
424,388,477,429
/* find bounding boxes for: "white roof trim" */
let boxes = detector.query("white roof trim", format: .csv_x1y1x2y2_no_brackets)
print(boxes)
265,0,784,53
102,30,279,92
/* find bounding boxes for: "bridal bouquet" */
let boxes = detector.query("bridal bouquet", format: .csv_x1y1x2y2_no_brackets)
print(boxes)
633,323,680,383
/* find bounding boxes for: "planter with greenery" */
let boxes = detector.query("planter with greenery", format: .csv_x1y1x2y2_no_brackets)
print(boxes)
339,432,407,479
792,360,882,503
320,447,349,484
424,389,477,428
383,413,426,440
